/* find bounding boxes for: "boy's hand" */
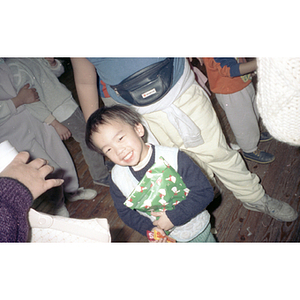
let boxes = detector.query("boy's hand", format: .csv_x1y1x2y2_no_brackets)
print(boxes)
151,211,174,231
50,119,72,140
12,84,40,108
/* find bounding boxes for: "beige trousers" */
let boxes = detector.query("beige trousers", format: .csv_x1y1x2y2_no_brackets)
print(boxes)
142,83,265,203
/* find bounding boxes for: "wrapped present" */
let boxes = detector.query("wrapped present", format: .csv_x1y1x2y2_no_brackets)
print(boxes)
124,156,190,216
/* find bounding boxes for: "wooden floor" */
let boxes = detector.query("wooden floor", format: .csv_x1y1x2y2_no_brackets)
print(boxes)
33,59,300,242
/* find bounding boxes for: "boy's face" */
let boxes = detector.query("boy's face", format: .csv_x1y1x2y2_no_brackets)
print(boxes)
91,119,149,167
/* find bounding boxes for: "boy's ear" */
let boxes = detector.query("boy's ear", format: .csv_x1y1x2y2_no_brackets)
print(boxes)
134,123,145,137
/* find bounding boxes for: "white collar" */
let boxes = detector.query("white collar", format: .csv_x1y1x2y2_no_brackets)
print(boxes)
132,143,152,171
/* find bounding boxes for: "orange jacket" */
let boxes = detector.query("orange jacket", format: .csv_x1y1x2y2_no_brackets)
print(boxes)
203,58,251,94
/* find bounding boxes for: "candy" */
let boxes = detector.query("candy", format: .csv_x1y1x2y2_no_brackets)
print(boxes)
147,230,176,243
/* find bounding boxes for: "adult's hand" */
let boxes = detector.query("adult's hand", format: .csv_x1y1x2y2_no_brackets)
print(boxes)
0,152,64,199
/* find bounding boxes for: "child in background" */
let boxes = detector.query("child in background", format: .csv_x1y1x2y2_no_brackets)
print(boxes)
0,59,96,217
6,57,110,187
203,58,274,164
85,105,216,242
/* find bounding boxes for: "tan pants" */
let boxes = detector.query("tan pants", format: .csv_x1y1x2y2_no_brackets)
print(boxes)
142,83,265,203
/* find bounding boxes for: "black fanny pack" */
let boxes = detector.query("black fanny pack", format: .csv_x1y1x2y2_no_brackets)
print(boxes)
110,58,174,106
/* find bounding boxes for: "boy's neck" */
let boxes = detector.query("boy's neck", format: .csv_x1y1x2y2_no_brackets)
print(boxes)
132,143,152,171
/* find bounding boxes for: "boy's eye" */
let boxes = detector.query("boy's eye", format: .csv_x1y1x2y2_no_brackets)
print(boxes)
105,148,111,153
119,136,124,141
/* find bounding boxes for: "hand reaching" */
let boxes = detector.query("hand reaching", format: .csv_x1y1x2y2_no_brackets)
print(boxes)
0,152,64,200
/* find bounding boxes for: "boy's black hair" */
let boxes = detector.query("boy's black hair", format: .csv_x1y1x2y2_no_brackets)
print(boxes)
85,105,146,154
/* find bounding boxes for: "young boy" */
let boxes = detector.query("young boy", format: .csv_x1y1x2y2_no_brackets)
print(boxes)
86,105,216,242
203,58,274,164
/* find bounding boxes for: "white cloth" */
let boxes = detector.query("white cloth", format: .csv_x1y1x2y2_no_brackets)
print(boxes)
256,57,300,146
29,209,111,243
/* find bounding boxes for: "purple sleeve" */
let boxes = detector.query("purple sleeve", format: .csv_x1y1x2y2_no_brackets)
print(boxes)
0,177,32,242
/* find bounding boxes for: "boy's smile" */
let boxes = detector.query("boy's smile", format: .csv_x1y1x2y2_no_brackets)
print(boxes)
91,119,149,167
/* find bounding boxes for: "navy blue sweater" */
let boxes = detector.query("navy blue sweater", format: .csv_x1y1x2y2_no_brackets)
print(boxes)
109,146,214,236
